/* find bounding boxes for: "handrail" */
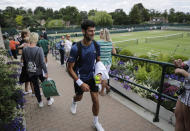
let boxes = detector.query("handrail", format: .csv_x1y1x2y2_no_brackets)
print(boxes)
111,54,177,122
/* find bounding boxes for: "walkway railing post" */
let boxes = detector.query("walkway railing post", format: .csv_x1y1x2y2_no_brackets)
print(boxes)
153,65,166,122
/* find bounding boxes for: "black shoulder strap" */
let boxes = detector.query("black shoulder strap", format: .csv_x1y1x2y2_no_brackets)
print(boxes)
75,41,82,68
92,40,99,58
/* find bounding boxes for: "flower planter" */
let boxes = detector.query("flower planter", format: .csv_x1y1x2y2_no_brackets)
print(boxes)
110,78,176,125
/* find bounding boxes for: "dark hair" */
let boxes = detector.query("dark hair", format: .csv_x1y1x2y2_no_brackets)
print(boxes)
81,20,95,30
3,35,7,39
21,31,28,38
40,34,44,38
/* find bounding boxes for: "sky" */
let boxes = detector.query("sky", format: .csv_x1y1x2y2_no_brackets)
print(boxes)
0,0,190,14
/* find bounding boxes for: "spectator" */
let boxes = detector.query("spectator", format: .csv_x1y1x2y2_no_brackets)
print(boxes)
56,36,65,66
174,59,190,131
9,37,19,59
3,34,13,60
64,34,72,60
67,20,104,131
98,28,116,96
22,32,54,107
20,36,35,96
37,34,50,64
42,28,48,40
18,29,30,55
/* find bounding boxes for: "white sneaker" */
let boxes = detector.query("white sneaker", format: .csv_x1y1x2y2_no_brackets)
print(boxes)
24,91,29,95
70,99,77,114
28,90,32,93
38,101,44,108
31,94,35,97
48,98,54,106
94,122,104,131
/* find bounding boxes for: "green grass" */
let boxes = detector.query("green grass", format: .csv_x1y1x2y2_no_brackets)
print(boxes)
109,30,190,58
51,30,190,58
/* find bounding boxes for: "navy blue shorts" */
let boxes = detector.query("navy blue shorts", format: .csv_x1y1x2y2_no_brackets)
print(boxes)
74,78,98,95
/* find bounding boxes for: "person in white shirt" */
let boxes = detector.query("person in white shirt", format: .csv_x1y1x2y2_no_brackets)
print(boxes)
64,34,72,59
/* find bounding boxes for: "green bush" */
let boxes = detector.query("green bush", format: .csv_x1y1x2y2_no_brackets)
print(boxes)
119,49,134,62
0,48,25,130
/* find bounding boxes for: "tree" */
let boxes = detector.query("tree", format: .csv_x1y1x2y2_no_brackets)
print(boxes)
53,10,62,19
89,11,113,26
79,11,88,21
142,9,150,21
16,7,27,15
34,6,46,20
168,8,176,23
59,6,80,25
175,12,185,23
129,3,150,24
88,9,97,16
27,8,33,15
162,10,168,19
15,15,23,26
110,9,129,25
129,5,141,24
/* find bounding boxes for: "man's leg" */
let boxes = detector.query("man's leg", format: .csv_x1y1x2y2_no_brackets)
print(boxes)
90,92,104,131
74,94,83,102
71,82,84,114
90,92,99,116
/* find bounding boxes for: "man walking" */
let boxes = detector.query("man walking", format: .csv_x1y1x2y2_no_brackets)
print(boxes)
37,34,50,64
67,20,104,131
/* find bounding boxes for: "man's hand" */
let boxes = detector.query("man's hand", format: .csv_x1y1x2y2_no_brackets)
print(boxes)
80,83,90,92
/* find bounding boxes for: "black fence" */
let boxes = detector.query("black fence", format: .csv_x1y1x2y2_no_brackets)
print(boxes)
109,54,177,122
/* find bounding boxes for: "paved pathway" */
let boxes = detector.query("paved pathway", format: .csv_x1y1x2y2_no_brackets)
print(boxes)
24,54,162,131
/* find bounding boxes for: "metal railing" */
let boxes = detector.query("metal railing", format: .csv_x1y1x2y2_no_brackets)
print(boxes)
109,54,177,122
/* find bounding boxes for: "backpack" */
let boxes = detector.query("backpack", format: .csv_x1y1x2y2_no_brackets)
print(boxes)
66,40,99,75
25,47,40,73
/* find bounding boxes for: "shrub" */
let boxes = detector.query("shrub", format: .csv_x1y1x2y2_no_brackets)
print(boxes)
119,49,134,62
0,48,25,131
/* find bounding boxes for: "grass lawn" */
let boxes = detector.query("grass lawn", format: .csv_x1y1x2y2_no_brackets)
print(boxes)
50,30,190,58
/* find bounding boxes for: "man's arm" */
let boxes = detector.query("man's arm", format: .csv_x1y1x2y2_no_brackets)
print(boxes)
68,62,79,81
67,62,90,91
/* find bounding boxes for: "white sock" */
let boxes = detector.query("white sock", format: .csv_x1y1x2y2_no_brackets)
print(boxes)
94,116,98,124
72,98,77,104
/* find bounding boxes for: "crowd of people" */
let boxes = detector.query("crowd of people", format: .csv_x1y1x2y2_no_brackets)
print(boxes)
2,19,190,131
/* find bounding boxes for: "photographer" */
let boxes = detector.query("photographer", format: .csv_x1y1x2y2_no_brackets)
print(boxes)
174,59,190,131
